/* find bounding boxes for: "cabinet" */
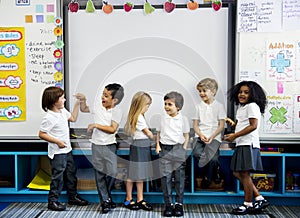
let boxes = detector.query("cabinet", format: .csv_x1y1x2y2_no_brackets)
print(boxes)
0,147,300,205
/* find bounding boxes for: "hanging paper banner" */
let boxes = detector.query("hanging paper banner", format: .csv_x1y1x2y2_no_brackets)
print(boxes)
0,27,26,121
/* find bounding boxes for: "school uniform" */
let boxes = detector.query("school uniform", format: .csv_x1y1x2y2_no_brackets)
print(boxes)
90,105,122,203
158,112,189,204
40,108,77,203
192,100,226,182
230,102,263,172
128,114,153,181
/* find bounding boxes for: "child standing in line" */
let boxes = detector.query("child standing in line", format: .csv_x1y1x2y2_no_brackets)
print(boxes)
76,83,124,214
156,91,189,217
39,86,89,211
124,91,154,211
224,81,270,215
192,78,226,188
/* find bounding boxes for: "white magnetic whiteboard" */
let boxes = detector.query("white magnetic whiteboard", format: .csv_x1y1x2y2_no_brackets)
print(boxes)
67,6,232,130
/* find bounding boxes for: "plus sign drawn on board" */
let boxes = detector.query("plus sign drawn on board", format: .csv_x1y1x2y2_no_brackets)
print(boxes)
270,53,290,73
269,107,287,124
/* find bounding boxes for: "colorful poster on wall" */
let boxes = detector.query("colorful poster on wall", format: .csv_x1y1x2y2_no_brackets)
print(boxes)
0,27,26,121
264,95,293,133
266,41,295,82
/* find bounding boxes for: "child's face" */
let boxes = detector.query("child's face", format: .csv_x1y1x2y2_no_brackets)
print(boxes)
101,88,114,109
238,85,250,104
53,94,66,110
164,98,179,117
141,103,151,114
197,87,215,104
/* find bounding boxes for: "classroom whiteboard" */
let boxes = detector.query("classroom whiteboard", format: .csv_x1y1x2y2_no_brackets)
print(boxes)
0,0,60,139
66,6,233,131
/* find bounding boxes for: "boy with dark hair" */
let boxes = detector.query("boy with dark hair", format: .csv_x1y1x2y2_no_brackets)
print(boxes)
76,83,124,214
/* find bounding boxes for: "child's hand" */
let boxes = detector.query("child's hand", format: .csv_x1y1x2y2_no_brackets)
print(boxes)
225,117,235,126
57,140,67,148
74,93,86,102
155,144,161,154
87,123,96,132
223,133,235,142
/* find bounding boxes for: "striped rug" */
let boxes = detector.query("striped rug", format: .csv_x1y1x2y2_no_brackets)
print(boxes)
0,203,299,218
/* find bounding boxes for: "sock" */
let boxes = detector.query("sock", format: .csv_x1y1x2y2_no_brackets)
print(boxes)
255,195,264,201
243,202,253,207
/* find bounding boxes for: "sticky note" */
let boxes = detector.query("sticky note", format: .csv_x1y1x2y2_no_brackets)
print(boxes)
47,15,54,23
36,4,43,13
25,15,33,23
36,15,44,23
47,4,55,12
277,82,284,94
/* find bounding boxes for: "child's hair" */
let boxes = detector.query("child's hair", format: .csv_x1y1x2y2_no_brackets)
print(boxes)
41,86,64,112
124,91,152,136
164,91,184,110
227,81,267,113
196,78,218,96
105,83,124,105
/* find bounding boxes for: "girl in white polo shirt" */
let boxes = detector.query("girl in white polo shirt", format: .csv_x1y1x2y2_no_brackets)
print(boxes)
224,81,269,215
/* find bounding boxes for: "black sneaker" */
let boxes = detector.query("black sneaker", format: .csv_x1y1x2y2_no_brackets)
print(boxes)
253,199,270,211
173,203,184,217
101,200,111,214
232,204,253,215
163,204,173,217
108,198,116,209
48,201,66,211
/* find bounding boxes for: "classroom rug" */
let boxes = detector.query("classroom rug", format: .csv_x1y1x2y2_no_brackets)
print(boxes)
0,203,299,218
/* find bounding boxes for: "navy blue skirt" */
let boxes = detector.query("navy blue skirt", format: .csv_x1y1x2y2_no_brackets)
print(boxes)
230,145,263,172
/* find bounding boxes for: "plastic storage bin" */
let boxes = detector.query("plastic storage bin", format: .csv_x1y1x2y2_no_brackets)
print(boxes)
251,173,276,192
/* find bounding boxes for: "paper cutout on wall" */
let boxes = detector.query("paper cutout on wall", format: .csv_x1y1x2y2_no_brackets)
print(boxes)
0,27,26,121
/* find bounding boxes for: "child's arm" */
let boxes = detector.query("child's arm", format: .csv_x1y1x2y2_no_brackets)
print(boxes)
183,132,189,150
142,127,155,140
74,93,90,113
225,117,235,126
39,131,66,148
224,118,257,142
208,119,225,143
87,120,119,134
155,131,161,154
193,119,208,142
68,98,80,122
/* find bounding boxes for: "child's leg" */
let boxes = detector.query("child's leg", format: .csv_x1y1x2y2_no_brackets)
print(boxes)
49,154,66,203
64,152,77,198
159,146,173,205
174,162,186,204
136,181,144,202
125,179,133,201
238,171,253,203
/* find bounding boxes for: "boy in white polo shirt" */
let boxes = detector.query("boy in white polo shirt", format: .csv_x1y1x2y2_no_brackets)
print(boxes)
155,91,189,217
76,83,124,214
192,78,226,189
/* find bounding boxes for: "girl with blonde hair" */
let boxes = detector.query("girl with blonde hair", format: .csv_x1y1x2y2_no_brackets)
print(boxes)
123,91,155,211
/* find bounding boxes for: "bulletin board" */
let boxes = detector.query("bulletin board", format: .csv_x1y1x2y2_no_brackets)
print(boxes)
0,0,62,139
66,4,235,131
236,0,300,142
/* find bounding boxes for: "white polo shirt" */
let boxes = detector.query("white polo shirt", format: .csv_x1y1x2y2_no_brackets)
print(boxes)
193,100,226,142
90,105,122,145
40,108,72,159
157,112,190,145
235,102,261,148
133,114,149,140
